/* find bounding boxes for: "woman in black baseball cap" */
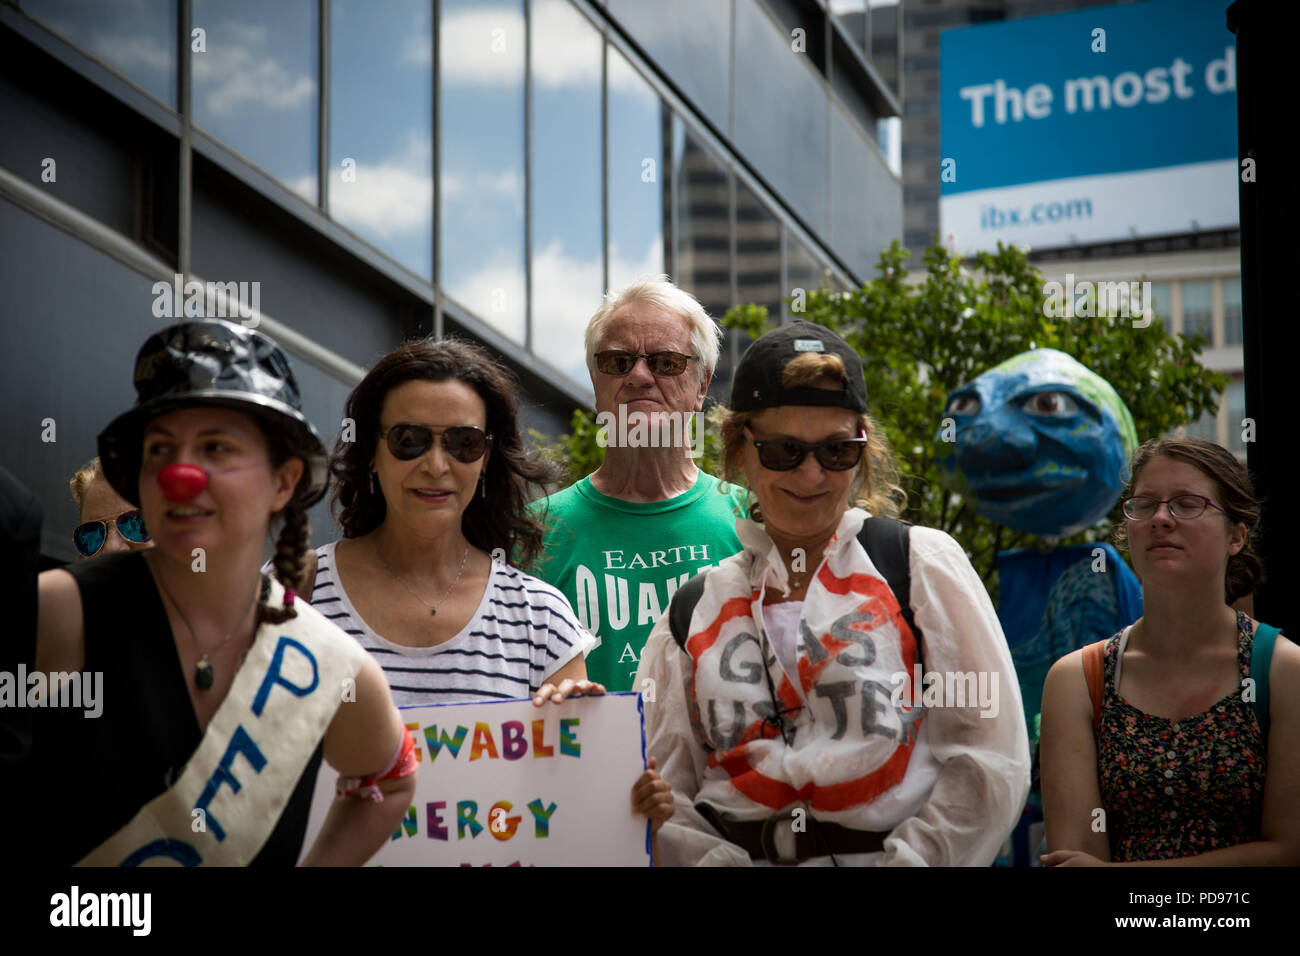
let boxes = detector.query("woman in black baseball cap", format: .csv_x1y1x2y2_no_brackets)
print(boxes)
637,321,1030,866
25,319,415,866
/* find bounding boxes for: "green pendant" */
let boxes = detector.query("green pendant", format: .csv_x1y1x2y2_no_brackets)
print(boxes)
196,658,214,690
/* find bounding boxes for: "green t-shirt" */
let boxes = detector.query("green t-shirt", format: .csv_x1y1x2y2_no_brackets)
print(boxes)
529,471,745,691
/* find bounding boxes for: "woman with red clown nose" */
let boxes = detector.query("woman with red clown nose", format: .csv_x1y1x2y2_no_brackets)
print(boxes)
23,319,415,866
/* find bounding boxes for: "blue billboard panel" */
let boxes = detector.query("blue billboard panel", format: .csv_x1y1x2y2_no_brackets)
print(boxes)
939,0,1237,252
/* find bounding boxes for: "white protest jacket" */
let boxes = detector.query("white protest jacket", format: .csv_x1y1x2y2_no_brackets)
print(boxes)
635,508,1030,866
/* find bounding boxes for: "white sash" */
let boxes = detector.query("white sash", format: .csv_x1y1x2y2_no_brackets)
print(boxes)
77,579,368,867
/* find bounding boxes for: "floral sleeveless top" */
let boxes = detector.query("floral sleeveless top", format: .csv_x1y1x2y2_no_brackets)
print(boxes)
1097,612,1267,862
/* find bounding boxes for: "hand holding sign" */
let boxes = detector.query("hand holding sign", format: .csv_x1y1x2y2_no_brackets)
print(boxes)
300,693,652,866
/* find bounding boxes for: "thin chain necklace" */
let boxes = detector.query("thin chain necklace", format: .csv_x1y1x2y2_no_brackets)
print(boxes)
154,567,264,691
374,538,470,617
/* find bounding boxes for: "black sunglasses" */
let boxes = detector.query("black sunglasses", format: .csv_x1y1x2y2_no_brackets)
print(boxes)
74,509,150,557
380,423,492,463
594,350,699,376
747,426,868,472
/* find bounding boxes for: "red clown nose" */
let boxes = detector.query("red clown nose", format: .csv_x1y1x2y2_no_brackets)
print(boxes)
158,463,208,501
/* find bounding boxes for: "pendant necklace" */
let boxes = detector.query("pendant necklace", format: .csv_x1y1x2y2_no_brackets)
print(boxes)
375,539,470,617
155,571,266,690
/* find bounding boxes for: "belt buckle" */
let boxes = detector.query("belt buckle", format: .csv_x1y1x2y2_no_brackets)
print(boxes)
759,813,800,865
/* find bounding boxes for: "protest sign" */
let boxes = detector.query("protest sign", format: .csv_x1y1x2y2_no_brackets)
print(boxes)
298,692,650,866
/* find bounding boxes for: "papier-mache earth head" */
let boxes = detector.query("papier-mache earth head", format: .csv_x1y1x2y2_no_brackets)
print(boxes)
933,348,1138,537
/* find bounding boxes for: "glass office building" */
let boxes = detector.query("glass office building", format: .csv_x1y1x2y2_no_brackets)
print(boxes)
0,0,902,562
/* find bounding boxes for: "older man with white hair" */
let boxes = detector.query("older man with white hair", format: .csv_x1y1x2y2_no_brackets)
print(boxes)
531,276,745,692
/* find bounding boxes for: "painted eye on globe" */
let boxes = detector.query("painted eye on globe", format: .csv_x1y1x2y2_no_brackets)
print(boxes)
946,393,980,416
1022,391,1079,417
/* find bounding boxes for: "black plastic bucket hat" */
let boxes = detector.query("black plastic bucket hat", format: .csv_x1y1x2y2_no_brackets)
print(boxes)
98,319,329,507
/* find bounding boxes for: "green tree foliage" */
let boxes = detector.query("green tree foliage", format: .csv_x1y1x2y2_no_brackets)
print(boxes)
535,239,1227,605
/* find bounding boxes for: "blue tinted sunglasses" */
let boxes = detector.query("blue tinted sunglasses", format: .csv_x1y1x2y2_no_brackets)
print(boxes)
73,509,150,557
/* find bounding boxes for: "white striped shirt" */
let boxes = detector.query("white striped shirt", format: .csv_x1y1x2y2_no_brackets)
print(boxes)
310,541,593,707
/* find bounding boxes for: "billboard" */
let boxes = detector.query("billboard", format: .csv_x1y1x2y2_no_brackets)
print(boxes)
939,0,1238,253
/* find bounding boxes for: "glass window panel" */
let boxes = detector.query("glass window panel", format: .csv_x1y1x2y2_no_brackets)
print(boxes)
831,101,879,280
734,0,828,239
1185,407,1218,442
439,0,526,341
1147,281,1172,332
831,0,868,55
606,0,729,134
1223,277,1242,346
607,46,665,293
1227,380,1246,454
24,0,178,107
192,0,318,201
736,181,781,321
530,0,603,386
1181,280,1213,344
670,118,732,402
785,232,828,322
869,0,900,99
329,0,432,278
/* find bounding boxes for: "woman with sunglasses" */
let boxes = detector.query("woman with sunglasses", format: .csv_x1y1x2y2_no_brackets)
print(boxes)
295,338,674,841
1040,437,1298,865
635,322,1029,866
69,457,153,558
26,320,415,866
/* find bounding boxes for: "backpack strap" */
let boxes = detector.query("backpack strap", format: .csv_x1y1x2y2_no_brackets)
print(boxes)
856,516,919,661
1251,623,1279,749
1082,640,1106,735
668,570,710,650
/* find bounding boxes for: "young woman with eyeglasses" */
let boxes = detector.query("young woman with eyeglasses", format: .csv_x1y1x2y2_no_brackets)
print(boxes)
635,322,1030,866
295,338,674,841
1040,437,1298,865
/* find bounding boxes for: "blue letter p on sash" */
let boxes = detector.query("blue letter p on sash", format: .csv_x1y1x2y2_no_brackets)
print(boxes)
253,636,320,716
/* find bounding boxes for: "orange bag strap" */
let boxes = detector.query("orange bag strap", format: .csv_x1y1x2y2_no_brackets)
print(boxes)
1082,640,1105,735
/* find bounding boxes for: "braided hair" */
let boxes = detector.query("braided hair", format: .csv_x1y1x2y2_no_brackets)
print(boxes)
255,423,315,627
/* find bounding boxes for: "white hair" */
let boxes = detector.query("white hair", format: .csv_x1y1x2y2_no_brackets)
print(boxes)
584,275,722,385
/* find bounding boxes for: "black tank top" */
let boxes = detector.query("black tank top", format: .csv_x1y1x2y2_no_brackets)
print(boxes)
30,552,323,866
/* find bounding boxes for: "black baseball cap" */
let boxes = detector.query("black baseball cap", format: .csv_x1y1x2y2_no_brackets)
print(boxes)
730,321,868,413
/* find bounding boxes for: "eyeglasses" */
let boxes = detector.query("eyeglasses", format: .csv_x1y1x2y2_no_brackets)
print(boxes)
746,426,868,472
593,350,699,377
73,510,150,557
1121,494,1226,521
380,424,492,463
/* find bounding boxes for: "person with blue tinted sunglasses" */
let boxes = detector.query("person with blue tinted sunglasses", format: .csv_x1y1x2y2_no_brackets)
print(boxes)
69,457,152,559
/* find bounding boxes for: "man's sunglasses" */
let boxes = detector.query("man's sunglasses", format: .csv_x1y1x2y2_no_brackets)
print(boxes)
747,426,868,472
380,424,492,463
73,510,150,557
594,350,699,376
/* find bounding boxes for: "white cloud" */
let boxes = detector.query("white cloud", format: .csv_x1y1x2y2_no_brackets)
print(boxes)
530,238,603,382
607,235,665,294
439,7,525,86
191,23,315,116
445,259,527,342
331,159,433,239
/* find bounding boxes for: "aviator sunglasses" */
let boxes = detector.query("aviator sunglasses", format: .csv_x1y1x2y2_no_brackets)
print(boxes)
594,350,699,376
73,509,150,557
380,423,492,463
747,426,868,471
